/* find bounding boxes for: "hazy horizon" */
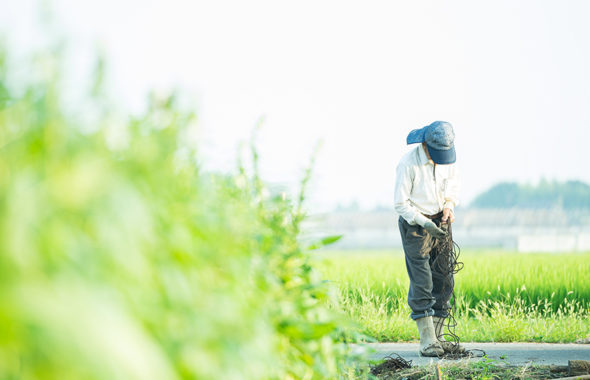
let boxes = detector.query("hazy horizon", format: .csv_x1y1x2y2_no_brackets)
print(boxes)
3,0,590,212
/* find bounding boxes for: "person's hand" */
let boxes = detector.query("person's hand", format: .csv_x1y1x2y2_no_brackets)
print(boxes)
442,207,454,224
424,220,447,240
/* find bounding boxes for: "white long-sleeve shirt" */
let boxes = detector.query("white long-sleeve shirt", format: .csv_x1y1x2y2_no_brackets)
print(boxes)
394,144,460,226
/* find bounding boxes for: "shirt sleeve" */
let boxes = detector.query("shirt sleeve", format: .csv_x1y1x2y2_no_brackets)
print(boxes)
394,161,429,227
443,164,460,211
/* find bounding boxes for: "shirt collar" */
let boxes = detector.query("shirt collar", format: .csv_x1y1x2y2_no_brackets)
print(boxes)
418,144,433,166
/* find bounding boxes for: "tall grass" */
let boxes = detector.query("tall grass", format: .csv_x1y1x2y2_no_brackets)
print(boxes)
317,250,590,342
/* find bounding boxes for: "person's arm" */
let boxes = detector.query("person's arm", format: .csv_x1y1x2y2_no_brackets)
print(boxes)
442,165,460,223
394,162,429,227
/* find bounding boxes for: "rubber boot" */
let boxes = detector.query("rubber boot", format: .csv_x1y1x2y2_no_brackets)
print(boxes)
433,316,466,354
416,316,444,357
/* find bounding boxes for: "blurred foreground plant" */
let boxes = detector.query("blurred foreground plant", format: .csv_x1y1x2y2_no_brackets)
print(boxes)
0,44,354,379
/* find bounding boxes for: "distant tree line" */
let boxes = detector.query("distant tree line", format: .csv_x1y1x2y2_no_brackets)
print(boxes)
470,180,590,209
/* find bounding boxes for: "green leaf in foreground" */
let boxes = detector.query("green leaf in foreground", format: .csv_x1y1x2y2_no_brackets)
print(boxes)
308,235,344,250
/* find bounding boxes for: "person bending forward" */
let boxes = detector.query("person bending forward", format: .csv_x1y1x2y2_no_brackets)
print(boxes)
394,121,464,357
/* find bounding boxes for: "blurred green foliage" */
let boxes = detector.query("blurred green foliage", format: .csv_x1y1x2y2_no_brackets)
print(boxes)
0,44,354,379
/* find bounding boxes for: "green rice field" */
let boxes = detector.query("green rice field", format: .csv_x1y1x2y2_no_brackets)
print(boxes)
316,250,590,343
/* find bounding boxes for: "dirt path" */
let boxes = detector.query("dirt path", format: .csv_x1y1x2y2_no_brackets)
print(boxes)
353,342,590,366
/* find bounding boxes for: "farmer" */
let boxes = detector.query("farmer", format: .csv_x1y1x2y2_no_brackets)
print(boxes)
393,121,462,357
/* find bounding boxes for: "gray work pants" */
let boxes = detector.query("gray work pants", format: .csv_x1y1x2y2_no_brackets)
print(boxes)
398,216,453,320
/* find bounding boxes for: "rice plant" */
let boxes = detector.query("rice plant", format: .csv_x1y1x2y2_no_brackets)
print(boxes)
317,250,590,342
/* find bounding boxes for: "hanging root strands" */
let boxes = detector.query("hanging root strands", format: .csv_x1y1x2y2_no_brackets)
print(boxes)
433,221,486,360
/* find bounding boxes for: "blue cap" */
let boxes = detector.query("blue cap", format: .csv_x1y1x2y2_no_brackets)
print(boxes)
406,121,456,164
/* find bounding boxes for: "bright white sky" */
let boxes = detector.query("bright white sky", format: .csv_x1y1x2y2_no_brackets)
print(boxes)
3,0,590,212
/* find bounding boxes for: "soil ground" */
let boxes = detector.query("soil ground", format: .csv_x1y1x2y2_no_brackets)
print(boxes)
352,343,590,379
